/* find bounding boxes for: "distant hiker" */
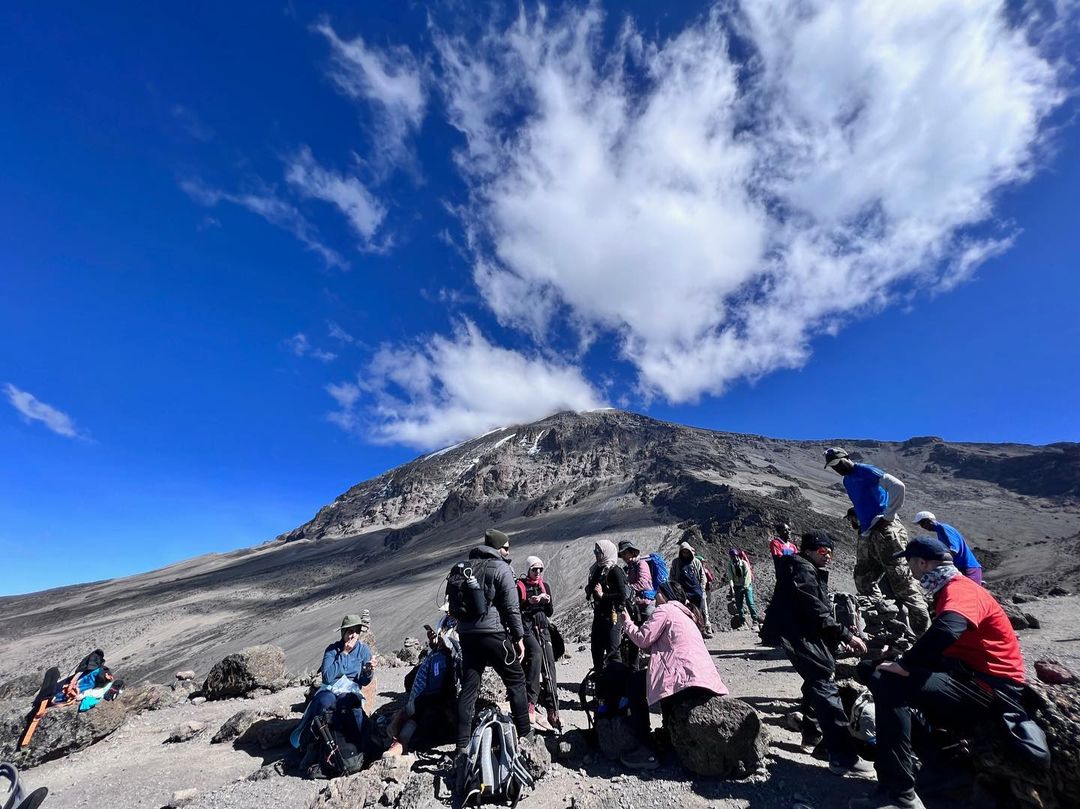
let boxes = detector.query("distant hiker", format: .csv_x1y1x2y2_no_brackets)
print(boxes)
517,555,559,731
771,532,875,780
387,619,459,756
586,539,633,671
727,548,759,627
768,522,799,574
450,529,531,756
670,541,712,637
851,537,1028,809
825,448,930,635
292,615,376,777
912,511,983,584
619,580,729,767
618,540,655,621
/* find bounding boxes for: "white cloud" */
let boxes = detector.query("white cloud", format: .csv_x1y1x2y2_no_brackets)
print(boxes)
434,1,1065,402
314,20,427,173
327,321,604,448
285,146,387,250
4,384,85,439
180,178,347,269
327,321,356,344
286,333,337,363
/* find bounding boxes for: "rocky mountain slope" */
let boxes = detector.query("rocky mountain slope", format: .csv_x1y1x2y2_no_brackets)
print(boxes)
1,409,1077,687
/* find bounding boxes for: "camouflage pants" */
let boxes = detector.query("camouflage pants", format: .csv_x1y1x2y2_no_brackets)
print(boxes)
854,519,930,635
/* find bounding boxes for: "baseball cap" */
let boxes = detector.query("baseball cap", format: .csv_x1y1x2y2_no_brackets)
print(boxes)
892,536,951,562
823,448,849,468
912,511,936,524
800,531,835,552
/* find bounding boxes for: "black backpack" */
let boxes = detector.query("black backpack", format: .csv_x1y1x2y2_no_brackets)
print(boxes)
309,713,365,778
446,562,491,621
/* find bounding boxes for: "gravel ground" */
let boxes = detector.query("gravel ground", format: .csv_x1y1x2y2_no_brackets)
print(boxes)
20,593,1080,809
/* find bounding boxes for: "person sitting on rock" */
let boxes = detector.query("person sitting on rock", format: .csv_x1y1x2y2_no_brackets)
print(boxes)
386,619,459,756
727,548,759,628
291,614,375,776
586,539,633,672
618,581,729,768
850,537,1027,809
770,531,875,780
912,511,983,584
517,555,559,731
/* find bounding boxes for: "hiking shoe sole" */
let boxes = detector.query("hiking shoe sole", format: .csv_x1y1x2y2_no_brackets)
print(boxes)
830,760,877,779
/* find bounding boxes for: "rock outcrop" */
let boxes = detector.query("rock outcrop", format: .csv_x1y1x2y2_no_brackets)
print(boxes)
0,697,127,767
202,645,287,700
664,693,768,778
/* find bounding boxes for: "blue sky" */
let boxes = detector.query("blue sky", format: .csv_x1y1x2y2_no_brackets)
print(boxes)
2,1,1078,595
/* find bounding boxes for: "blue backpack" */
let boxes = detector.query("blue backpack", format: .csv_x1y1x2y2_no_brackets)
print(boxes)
642,553,669,600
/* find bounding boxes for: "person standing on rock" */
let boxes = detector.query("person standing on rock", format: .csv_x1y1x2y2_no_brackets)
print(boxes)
727,548,759,628
912,511,984,584
453,529,532,755
670,541,712,638
618,540,655,621
586,539,633,671
850,537,1027,809
771,531,875,780
517,555,558,731
825,448,930,635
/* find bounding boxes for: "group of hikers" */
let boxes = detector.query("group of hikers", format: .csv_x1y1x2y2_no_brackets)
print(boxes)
17,446,1034,809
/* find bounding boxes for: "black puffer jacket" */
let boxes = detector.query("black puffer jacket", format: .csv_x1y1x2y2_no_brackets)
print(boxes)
456,545,525,641
769,553,853,648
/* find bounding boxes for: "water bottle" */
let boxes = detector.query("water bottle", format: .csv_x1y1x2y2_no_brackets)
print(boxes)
463,566,488,617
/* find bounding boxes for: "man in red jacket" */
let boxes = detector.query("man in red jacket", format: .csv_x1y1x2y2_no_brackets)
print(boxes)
850,537,1026,809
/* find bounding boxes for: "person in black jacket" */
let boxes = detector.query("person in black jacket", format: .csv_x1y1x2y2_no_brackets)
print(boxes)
586,539,633,671
453,528,531,753
771,531,874,779
517,554,559,730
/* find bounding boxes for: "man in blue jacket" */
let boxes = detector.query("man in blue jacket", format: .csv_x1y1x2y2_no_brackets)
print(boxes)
912,511,983,584
825,448,930,635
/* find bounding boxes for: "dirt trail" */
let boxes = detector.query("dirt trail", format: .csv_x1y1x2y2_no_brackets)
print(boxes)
18,594,1080,809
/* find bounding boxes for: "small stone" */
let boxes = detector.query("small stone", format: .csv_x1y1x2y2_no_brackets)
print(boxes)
190,696,207,705
175,670,196,681
1035,659,1078,685
165,721,207,743
1012,593,1036,604
169,788,198,807
1048,586,1070,597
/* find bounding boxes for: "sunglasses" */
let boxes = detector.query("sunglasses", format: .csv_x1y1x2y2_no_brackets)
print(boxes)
530,566,544,572
501,544,510,551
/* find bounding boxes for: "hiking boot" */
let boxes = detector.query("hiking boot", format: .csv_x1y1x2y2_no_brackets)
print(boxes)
848,790,925,809
620,747,660,770
829,758,876,779
801,727,823,749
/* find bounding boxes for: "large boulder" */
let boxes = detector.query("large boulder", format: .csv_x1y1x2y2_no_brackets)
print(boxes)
0,697,128,768
234,717,300,750
124,683,182,712
969,682,1080,809
202,645,287,700
0,672,44,702
665,693,768,778
307,754,421,808
595,715,638,761
212,709,284,744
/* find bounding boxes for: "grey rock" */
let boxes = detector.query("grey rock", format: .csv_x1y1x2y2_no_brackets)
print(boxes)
595,716,638,761
125,683,180,712
665,693,767,778
0,672,45,702
165,720,207,743
169,788,199,807
201,645,287,700
235,717,300,749
519,731,552,781
0,697,128,768
175,670,196,681
212,709,281,744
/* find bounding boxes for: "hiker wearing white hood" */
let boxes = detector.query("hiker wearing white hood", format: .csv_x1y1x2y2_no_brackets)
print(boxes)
585,539,633,671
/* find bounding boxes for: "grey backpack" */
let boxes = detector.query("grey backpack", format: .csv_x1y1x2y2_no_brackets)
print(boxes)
453,707,534,806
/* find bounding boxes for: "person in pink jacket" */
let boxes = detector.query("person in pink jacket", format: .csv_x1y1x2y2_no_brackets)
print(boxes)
619,581,729,711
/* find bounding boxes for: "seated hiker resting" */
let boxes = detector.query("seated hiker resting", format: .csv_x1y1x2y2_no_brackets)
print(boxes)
386,616,460,756
850,537,1029,809
291,614,376,778
614,581,729,769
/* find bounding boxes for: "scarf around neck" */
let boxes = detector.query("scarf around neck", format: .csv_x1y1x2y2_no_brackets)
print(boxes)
919,563,961,596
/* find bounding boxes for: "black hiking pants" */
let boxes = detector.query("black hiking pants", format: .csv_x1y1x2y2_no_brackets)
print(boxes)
590,613,623,671
780,636,858,766
456,632,530,749
867,667,1020,800
522,621,555,708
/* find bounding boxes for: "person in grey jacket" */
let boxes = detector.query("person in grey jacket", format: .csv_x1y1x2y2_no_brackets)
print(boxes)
454,529,532,753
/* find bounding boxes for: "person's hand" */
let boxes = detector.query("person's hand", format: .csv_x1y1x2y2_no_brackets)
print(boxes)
848,635,868,655
877,660,909,677
343,636,358,653
529,595,541,604
538,593,550,603
592,583,603,598
619,608,632,625
515,639,525,663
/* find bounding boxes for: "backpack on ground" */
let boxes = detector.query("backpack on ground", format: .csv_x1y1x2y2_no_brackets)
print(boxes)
641,553,669,599
446,562,491,621
309,713,365,778
452,707,534,806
